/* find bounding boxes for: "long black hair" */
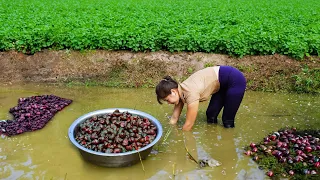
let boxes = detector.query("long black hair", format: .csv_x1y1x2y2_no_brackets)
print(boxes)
155,76,178,104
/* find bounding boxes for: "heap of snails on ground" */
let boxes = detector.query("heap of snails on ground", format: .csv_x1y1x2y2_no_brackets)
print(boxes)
245,128,320,179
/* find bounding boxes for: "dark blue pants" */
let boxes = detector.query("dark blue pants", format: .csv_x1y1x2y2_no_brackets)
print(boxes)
206,66,246,127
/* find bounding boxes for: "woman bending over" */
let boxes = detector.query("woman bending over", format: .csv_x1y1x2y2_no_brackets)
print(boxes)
155,66,246,131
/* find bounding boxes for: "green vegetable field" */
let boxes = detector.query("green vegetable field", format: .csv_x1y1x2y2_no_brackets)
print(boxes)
1,0,319,58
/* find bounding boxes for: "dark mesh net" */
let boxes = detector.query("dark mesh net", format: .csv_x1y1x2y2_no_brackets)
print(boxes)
0,95,72,136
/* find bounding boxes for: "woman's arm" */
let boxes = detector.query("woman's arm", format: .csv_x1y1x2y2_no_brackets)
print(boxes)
170,100,184,124
182,100,199,131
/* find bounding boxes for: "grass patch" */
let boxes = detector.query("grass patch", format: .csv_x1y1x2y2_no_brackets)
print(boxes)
292,66,320,93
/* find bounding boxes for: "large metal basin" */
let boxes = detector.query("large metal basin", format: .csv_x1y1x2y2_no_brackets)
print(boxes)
68,108,163,167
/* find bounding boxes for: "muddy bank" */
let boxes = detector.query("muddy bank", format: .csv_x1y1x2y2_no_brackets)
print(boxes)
1,50,319,92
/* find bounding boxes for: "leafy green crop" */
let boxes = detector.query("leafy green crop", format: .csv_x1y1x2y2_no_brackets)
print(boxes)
0,0,319,59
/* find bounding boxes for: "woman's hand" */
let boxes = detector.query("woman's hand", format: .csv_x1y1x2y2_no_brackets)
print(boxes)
182,124,192,131
169,100,184,124
169,117,178,124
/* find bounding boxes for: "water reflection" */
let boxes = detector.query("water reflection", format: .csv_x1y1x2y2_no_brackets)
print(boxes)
0,84,319,180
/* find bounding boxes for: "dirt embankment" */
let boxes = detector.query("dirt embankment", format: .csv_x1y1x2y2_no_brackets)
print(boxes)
1,50,319,92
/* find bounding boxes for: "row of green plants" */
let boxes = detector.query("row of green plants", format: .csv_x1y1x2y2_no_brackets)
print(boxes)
0,0,319,59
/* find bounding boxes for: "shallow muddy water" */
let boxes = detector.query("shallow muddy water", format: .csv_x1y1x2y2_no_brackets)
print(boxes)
0,84,319,180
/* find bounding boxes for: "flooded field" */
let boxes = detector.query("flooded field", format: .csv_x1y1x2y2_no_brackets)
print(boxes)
0,84,319,180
